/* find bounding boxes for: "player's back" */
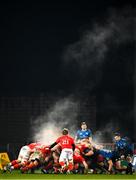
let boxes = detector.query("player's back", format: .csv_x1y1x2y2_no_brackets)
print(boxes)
98,149,113,159
56,135,74,149
116,138,128,149
28,142,43,150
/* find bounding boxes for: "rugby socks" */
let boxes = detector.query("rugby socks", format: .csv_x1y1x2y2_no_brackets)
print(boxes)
68,162,73,171
59,161,65,167
13,164,21,169
10,160,18,166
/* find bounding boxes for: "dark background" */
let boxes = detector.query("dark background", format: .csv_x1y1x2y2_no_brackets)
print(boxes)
0,0,135,143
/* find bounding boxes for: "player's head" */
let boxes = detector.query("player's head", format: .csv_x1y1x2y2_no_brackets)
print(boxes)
114,132,121,141
62,128,69,135
81,121,87,130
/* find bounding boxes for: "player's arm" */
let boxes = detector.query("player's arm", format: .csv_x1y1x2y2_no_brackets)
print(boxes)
72,143,75,151
89,136,92,142
75,130,79,142
84,149,94,156
49,138,60,149
74,133,78,142
88,129,93,142
83,148,94,156
49,142,58,149
49,137,60,149
75,135,78,142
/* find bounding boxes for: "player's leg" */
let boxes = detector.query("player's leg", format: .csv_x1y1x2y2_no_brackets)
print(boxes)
9,159,20,166
52,151,59,166
82,160,88,173
21,159,40,173
21,152,39,173
67,149,74,172
13,147,31,172
41,160,54,174
3,158,23,173
5,145,26,171
17,145,31,168
107,159,113,173
59,149,67,172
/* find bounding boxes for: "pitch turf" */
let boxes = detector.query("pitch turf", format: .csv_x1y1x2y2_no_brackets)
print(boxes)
0,171,136,180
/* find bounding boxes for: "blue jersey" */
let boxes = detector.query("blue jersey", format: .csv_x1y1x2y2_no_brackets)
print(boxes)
115,137,133,157
76,129,92,140
115,138,132,150
98,149,114,159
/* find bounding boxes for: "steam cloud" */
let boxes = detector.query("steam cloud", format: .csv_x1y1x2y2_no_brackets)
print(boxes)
31,7,135,143
62,7,135,93
31,98,78,145
63,7,134,72
93,120,120,143
61,7,135,141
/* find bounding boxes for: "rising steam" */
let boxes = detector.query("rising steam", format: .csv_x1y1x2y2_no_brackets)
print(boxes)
62,7,134,94
31,98,78,145
63,7,134,72
30,7,135,143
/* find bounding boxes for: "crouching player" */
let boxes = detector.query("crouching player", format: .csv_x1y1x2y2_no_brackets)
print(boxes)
21,145,51,173
97,149,115,174
78,139,95,173
49,128,75,174
3,142,42,172
113,133,133,174
73,143,88,174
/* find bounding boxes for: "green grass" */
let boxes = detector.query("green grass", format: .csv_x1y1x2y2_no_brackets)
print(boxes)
0,170,136,179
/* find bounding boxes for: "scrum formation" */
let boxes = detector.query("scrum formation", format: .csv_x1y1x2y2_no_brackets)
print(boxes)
3,122,135,174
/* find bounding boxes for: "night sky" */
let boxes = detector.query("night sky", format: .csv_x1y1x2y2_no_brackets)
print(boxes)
0,1,135,141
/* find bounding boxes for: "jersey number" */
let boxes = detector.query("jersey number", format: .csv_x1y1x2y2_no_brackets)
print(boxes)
62,140,69,144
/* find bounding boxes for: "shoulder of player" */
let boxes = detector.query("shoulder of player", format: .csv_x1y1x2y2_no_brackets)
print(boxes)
58,135,68,140
56,136,62,142
87,129,92,133
67,135,74,141
77,129,81,134
121,138,127,141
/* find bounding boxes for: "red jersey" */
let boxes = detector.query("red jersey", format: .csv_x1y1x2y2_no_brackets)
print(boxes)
38,146,51,155
27,143,42,150
73,154,85,163
76,144,88,154
56,135,74,149
42,145,51,154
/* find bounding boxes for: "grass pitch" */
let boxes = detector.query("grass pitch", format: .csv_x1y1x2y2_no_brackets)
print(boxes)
0,170,136,179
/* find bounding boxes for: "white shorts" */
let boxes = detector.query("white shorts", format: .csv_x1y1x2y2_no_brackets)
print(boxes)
132,155,136,166
59,148,73,163
18,146,31,163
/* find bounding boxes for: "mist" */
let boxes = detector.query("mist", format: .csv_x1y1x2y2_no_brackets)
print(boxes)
30,7,135,143
63,7,134,69
31,97,78,145
62,7,134,92
61,7,135,141
93,120,120,143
